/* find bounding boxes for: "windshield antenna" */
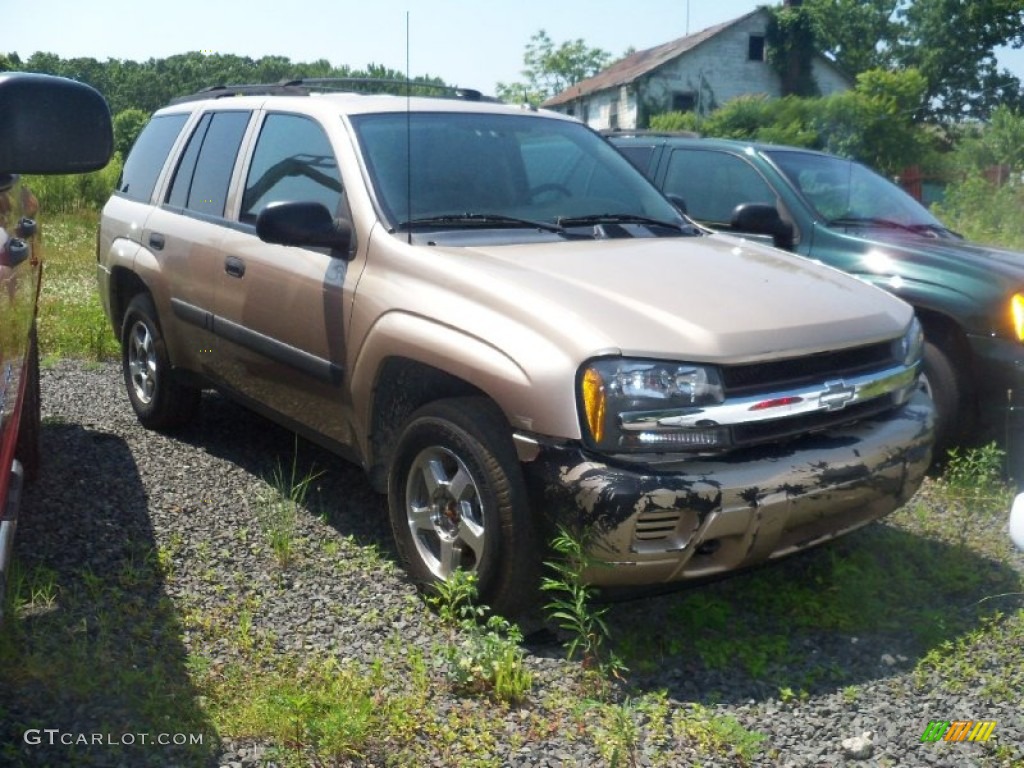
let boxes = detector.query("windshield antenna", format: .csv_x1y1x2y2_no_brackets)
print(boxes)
405,11,413,245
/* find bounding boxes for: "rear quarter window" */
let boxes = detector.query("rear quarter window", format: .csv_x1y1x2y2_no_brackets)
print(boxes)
116,114,188,203
615,144,658,175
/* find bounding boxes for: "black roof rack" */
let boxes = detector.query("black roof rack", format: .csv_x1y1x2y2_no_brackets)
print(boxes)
171,78,498,105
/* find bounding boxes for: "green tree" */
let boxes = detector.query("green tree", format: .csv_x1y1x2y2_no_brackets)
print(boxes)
814,68,929,174
650,67,929,175
496,30,611,105
802,0,898,75
894,0,1024,120
803,0,1024,121
112,108,150,158
766,2,820,97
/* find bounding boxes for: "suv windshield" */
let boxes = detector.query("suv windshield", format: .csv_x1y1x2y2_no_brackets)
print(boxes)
351,112,686,234
767,150,946,232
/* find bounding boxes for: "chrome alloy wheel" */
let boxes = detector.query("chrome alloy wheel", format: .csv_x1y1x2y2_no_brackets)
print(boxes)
404,445,486,579
127,320,157,405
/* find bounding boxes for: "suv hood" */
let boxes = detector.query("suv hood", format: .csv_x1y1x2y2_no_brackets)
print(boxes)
423,232,910,363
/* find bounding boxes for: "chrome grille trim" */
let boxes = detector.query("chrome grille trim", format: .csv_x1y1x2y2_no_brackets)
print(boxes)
620,363,917,431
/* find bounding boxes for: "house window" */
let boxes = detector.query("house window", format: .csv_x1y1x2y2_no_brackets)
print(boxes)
608,101,619,130
672,92,696,112
748,35,766,61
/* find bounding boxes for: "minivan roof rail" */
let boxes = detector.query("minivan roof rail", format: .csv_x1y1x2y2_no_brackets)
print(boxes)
171,78,497,104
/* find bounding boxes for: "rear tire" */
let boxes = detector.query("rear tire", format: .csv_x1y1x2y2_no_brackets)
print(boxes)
387,397,538,617
121,294,199,429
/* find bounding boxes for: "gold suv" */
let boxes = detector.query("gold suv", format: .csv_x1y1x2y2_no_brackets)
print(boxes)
98,81,933,615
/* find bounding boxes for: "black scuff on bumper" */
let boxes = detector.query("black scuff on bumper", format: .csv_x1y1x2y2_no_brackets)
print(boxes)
522,390,934,587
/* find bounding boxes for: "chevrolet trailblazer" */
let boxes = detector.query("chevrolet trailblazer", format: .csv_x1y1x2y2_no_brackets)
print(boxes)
98,81,932,614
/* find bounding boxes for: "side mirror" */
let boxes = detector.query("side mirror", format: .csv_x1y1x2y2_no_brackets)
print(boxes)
730,202,794,250
256,201,352,255
667,194,688,215
0,73,113,174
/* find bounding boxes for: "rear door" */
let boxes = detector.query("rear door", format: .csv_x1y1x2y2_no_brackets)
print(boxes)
142,109,252,372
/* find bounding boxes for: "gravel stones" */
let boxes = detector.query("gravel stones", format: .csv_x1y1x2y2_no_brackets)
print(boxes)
5,360,1023,767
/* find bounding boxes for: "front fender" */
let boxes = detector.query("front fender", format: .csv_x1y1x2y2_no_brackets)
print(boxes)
349,310,583,456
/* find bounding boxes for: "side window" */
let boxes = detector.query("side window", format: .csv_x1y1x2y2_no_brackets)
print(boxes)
664,149,775,224
240,114,342,223
166,110,249,217
116,114,188,203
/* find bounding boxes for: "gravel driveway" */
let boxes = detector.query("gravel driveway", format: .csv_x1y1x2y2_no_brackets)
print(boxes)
3,360,1022,767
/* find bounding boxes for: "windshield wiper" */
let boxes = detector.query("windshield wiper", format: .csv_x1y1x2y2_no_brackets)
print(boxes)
905,222,961,239
395,213,565,234
556,213,688,231
826,216,918,233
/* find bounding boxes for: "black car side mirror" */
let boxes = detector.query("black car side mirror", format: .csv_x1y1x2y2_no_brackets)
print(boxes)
0,73,112,174
730,202,794,250
256,201,353,256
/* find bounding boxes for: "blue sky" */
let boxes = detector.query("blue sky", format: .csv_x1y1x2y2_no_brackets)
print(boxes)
9,0,1024,95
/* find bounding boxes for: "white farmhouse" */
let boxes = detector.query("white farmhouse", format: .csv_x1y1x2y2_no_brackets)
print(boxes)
543,7,851,131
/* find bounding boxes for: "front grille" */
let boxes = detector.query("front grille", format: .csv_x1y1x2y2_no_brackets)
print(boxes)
721,341,896,395
730,396,895,446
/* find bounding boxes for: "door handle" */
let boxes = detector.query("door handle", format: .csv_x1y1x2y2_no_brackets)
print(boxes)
149,232,165,250
224,256,246,278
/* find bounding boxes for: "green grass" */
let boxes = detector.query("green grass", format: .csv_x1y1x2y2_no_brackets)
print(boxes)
612,444,1024,694
37,211,119,361
11,209,1024,764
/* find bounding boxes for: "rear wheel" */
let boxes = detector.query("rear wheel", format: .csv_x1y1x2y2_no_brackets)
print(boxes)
121,294,199,429
387,397,538,617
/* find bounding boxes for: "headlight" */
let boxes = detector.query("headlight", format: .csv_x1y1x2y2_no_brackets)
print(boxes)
899,316,924,367
578,358,726,452
1011,293,1024,341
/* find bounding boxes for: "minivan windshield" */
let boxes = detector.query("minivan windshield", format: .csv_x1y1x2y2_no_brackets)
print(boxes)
351,112,689,235
767,150,948,233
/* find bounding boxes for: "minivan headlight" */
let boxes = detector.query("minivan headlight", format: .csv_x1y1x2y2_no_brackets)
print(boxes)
579,358,726,451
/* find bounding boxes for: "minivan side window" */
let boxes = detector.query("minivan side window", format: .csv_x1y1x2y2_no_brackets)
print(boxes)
240,114,343,223
664,149,775,225
166,111,250,217
116,114,188,203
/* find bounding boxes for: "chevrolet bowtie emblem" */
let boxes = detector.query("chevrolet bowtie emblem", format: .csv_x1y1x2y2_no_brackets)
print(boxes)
819,380,856,411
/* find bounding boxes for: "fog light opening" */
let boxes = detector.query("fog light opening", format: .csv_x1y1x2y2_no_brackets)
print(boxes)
695,539,720,556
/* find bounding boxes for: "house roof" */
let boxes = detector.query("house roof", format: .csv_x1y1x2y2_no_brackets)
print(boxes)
543,9,763,108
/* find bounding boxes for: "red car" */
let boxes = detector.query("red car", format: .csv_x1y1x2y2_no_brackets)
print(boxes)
0,73,112,616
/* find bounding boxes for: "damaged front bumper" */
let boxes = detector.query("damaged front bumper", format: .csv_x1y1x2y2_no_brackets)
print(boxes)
522,390,933,586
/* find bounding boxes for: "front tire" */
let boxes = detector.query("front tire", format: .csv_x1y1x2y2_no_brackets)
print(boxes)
387,397,538,617
919,340,961,458
121,294,199,429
